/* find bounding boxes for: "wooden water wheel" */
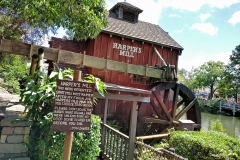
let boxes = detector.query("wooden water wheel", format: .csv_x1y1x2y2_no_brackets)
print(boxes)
137,82,201,136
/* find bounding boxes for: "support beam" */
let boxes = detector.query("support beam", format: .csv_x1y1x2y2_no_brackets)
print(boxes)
172,85,179,118
142,117,170,125
127,101,138,160
153,91,172,121
175,98,196,120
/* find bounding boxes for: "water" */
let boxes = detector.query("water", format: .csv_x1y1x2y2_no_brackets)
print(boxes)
201,112,240,139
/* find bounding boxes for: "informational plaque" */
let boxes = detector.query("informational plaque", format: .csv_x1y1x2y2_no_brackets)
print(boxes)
51,79,95,132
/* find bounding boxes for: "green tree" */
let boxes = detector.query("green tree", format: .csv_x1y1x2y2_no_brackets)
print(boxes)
227,44,240,95
178,68,195,90
0,53,28,93
217,71,236,98
0,0,108,42
192,61,225,99
228,45,240,80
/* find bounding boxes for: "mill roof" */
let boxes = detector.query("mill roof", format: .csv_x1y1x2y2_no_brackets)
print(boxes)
102,2,183,50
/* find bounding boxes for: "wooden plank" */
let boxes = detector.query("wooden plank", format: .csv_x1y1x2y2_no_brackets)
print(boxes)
172,85,179,118
127,101,138,160
153,91,172,121
142,117,170,125
150,100,164,120
136,133,169,140
0,39,167,79
94,92,150,102
175,98,196,120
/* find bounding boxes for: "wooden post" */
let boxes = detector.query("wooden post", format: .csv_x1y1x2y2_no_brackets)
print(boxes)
101,99,109,149
36,48,44,72
62,70,82,160
29,54,38,75
233,103,236,116
127,101,138,160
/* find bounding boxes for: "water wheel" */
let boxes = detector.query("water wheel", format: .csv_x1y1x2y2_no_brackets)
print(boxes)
137,82,201,136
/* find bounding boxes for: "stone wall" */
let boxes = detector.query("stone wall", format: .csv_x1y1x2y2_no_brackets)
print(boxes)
0,117,32,160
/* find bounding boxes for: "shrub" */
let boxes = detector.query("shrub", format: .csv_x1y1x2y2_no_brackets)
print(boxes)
209,119,225,132
169,131,240,160
28,114,101,160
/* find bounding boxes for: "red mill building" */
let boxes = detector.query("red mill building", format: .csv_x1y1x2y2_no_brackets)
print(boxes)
50,1,183,89
48,2,201,136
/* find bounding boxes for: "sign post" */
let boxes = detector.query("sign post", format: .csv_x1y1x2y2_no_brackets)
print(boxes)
51,70,95,160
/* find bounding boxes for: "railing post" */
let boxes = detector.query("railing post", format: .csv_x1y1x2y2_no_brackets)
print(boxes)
233,103,236,116
127,101,138,160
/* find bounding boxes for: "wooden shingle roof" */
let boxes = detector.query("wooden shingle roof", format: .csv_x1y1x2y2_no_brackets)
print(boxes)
102,2,183,50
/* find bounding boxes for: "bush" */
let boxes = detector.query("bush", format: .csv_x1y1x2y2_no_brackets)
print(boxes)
209,119,225,132
198,99,221,114
169,131,240,160
28,114,101,160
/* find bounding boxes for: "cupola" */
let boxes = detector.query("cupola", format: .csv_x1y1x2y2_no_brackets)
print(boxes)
109,1,143,23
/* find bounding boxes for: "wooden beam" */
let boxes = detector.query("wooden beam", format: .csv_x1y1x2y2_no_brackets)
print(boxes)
175,98,196,120
172,85,179,118
127,101,138,160
177,99,184,108
142,117,170,125
136,133,169,141
153,91,172,121
94,92,150,102
0,39,169,79
150,100,164,120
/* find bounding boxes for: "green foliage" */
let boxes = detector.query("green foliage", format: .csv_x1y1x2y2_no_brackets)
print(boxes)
0,0,108,42
193,61,226,99
20,68,105,159
217,70,236,98
228,44,240,84
169,131,240,160
0,53,29,93
198,100,221,114
27,113,101,160
177,68,195,90
154,139,169,149
209,119,225,133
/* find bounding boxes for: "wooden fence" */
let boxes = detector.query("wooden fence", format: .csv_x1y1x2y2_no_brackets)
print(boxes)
100,123,186,160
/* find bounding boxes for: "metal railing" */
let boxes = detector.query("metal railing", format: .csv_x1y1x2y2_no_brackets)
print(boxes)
100,123,129,160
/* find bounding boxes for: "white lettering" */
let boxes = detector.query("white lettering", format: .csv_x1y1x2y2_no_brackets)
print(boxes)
113,43,118,49
113,42,142,58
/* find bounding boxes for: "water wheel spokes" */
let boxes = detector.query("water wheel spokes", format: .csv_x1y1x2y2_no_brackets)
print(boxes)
137,82,201,136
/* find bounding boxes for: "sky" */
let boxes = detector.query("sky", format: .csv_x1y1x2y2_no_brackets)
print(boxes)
106,0,240,71
46,0,240,71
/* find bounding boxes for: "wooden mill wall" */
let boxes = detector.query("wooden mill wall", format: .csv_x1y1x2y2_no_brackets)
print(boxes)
50,33,180,119
50,33,180,90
